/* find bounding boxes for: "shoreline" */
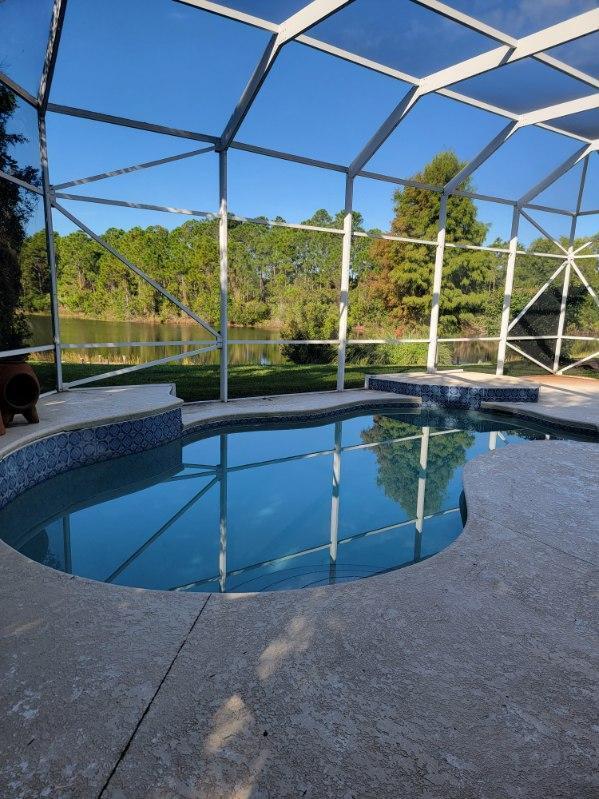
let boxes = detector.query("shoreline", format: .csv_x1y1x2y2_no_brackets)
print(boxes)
27,310,284,331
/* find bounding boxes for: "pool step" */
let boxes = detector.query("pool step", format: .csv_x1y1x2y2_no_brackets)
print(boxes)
366,371,539,409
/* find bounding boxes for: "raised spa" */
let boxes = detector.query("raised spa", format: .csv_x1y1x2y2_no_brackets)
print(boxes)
0,407,589,593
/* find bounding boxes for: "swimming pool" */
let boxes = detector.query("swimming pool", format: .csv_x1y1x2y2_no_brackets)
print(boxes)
0,407,589,592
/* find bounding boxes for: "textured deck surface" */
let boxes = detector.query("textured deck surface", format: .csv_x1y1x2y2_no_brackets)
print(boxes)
486,375,599,434
1,383,598,798
0,384,182,458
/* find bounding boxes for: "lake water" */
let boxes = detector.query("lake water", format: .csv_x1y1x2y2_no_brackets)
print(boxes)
27,315,497,367
28,315,285,365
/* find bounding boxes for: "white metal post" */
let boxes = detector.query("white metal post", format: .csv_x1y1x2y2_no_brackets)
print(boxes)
219,150,229,402
426,193,448,372
496,207,520,375
336,175,354,391
553,256,572,372
553,155,588,371
38,113,63,390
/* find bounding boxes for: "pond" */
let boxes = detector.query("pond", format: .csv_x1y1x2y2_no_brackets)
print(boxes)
27,314,285,365
27,315,498,367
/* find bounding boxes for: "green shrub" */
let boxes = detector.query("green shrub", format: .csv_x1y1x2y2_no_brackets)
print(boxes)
281,324,335,365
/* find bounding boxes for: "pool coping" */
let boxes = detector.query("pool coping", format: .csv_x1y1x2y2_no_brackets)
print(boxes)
481,399,599,435
1,384,597,514
0,383,183,460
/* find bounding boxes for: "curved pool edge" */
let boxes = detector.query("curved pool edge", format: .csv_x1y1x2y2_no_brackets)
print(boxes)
1,435,596,598
481,399,599,436
0,407,183,511
0,380,596,600
1,384,597,555
1,438,597,797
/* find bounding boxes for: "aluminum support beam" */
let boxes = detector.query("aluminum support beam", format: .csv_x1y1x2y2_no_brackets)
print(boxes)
230,139,347,173
38,114,63,390
571,262,599,310
0,345,54,359
64,344,219,389
418,9,599,95
0,72,38,106
53,191,218,219
47,103,220,144
506,341,555,374
519,144,594,206
278,0,355,41
219,34,279,149
219,151,229,402
519,209,568,255
336,176,354,390
553,256,572,371
496,207,520,375
39,0,68,113
0,170,43,194
558,349,599,374
507,260,568,332
411,0,599,90
520,96,599,128
219,0,355,149
53,145,214,190
53,202,220,338
426,194,448,372
444,121,518,195
553,154,589,370
349,87,420,175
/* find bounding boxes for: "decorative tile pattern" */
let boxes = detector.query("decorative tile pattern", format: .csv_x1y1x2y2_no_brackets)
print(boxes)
0,409,181,510
367,377,539,409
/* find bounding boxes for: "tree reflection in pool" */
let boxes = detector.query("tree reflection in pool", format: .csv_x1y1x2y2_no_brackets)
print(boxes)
0,408,588,592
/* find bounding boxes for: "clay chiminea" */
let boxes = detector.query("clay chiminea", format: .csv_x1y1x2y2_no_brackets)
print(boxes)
0,361,40,435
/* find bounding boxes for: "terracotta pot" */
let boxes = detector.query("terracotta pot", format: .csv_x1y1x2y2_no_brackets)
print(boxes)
0,362,40,435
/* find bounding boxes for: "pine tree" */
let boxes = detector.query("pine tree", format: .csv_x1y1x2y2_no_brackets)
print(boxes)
358,151,493,337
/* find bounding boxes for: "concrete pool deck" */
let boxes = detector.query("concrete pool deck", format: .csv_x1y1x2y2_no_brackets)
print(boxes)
1,379,598,798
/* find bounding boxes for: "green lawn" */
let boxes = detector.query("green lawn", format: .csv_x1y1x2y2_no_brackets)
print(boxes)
31,360,597,403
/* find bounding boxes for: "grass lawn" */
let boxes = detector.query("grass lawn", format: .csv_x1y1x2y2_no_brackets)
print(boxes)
31,360,597,403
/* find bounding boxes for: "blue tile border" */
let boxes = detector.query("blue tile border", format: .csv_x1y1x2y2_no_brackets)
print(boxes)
367,376,539,409
183,400,420,437
0,408,182,511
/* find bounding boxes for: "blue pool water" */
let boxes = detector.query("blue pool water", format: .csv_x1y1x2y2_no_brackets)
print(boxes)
0,408,588,592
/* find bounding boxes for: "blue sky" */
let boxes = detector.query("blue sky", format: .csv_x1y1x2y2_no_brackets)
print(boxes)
2,0,597,244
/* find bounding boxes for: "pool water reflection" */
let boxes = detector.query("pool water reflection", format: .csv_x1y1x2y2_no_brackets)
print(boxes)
0,408,584,592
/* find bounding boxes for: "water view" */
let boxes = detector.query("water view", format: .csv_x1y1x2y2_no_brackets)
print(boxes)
28,315,498,367
28,314,285,365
